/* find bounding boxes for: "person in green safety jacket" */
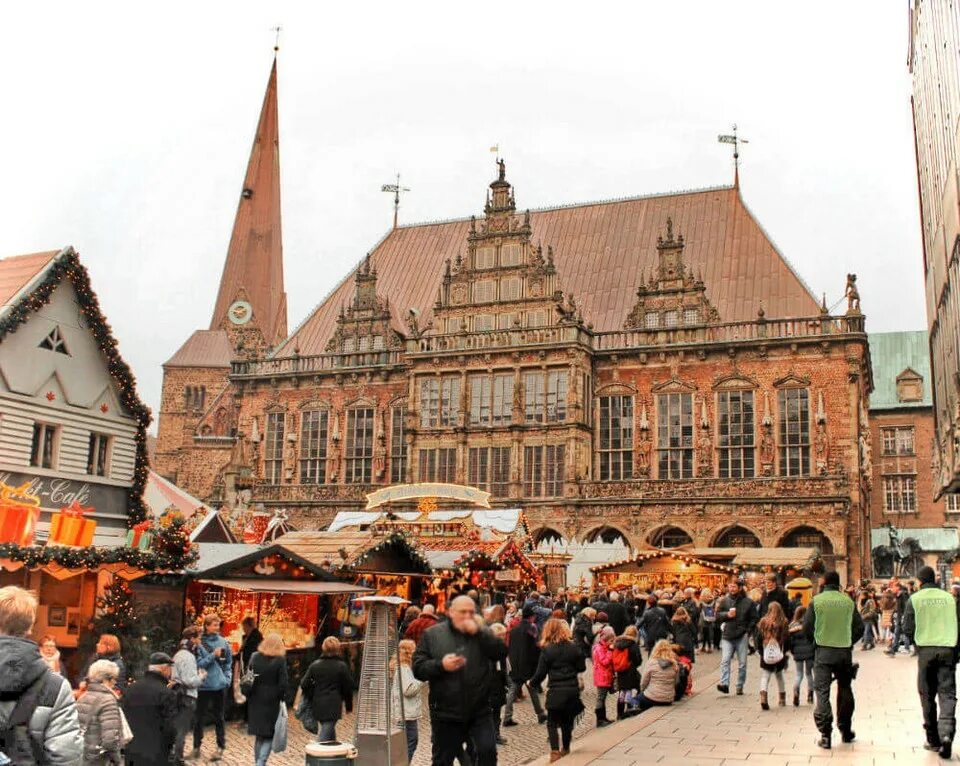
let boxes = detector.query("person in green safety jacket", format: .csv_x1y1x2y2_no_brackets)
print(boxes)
802,570,863,751
902,565,960,760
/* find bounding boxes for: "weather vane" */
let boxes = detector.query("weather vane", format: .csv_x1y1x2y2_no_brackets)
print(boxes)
718,124,748,187
381,173,410,230
271,25,282,52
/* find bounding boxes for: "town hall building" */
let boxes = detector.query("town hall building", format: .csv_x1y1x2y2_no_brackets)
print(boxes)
155,58,875,580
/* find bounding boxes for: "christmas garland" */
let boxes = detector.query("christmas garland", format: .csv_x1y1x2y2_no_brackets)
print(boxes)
0,247,152,525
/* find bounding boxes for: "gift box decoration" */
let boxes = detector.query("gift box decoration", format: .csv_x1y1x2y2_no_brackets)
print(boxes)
48,500,96,547
0,482,40,546
125,520,154,550
242,513,270,544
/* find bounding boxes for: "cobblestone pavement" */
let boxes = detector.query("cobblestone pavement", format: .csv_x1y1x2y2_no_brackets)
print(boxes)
192,651,724,765
525,646,944,766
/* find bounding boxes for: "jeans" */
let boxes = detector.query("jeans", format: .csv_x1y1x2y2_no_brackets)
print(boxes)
760,669,785,694
193,689,226,750
720,635,749,689
794,658,814,693
173,697,195,762
917,646,958,746
430,713,496,766
253,736,272,766
318,720,338,742
701,622,715,648
504,678,544,720
813,649,855,736
546,709,576,751
634,693,671,713
861,621,875,647
405,719,419,762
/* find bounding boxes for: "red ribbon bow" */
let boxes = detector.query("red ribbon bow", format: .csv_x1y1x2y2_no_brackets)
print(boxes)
133,520,152,533
61,500,93,518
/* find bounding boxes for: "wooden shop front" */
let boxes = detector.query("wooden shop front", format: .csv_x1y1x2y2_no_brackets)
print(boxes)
592,550,739,592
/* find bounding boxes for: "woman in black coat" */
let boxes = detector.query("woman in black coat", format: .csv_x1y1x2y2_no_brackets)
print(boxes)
246,633,289,766
300,636,356,742
530,618,586,761
612,626,642,720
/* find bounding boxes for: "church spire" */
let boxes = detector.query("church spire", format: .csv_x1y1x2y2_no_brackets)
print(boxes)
210,56,287,349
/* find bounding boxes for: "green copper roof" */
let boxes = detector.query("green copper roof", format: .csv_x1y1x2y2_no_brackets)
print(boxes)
868,331,932,410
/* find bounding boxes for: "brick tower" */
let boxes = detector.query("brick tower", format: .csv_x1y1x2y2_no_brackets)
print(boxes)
155,56,287,490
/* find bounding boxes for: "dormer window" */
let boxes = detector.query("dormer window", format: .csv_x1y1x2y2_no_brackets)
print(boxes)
664,310,679,328
896,369,923,403
683,308,700,325
474,280,496,303
501,244,522,266
474,315,494,331
343,337,356,353
39,327,69,355
475,247,496,269
644,312,659,329
501,277,521,301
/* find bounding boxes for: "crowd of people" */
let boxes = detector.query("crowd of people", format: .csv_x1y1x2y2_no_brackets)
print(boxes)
0,565,958,766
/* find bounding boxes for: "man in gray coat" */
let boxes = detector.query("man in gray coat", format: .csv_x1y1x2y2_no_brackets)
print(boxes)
0,586,83,765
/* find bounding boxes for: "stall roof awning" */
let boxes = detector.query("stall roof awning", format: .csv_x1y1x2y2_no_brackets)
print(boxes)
197,578,373,595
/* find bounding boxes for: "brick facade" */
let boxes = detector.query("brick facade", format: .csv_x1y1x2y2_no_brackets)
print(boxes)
156,168,874,582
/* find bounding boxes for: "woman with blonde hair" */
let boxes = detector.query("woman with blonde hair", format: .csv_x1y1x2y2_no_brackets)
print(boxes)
245,633,288,766
756,601,789,710
635,639,679,713
38,634,61,674
397,639,423,761
300,636,356,742
80,633,126,694
530,618,585,762
76,659,124,765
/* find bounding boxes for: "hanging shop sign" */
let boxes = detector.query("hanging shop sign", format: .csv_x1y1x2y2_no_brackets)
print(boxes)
495,568,521,582
365,483,491,510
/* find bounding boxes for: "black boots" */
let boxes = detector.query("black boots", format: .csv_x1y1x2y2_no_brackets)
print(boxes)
816,735,831,750
595,708,611,727
616,701,626,720
759,691,769,711
792,690,800,707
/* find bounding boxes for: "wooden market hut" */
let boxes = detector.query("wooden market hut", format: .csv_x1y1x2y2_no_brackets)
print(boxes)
591,549,740,592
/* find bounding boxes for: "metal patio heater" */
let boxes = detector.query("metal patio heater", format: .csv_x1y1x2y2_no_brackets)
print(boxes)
354,595,409,766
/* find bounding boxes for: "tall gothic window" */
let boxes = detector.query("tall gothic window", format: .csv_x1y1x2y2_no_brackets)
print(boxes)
778,388,810,476
524,444,565,497
546,371,568,422
599,395,633,480
264,413,285,485
883,475,917,512
390,406,407,484
881,426,915,456
492,374,512,425
470,375,491,425
418,448,456,483
419,376,460,427
524,372,545,423
299,410,328,484
470,373,512,426
657,393,694,479
717,391,755,478
468,446,511,497
345,408,375,484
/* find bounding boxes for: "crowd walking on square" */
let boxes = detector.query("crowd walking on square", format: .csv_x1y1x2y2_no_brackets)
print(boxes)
1,563,959,766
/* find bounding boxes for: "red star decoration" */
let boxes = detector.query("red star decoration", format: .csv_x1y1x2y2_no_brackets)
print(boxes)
45,391,56,401
100,403,109,413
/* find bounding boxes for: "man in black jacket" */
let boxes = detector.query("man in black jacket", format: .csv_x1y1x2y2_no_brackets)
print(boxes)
123,652,179,766
502,606,546,726
413,595,508,766
716,578,757,695
638,595,671,655
603,591,629,636
758,573,792,620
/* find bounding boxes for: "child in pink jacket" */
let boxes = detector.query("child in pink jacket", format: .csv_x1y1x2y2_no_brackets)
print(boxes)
592,625,615,727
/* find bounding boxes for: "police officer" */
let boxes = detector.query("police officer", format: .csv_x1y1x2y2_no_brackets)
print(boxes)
902,565,960,759
802,570,863,750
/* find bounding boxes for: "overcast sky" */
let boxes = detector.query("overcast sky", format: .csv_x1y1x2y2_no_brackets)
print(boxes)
0,1,922,427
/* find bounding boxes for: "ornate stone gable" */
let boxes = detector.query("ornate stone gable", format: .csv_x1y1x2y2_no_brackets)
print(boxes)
624,217,721,331
430,160,583,338
325,256,403,354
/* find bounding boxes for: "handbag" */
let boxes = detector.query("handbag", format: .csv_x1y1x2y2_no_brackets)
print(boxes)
118,705,134,746
294,688,318,734
271,702,288,753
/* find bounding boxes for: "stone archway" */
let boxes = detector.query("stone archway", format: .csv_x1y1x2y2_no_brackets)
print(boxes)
711,524,762,548
647,525,695,549
532,526,569,546
583,524,634,549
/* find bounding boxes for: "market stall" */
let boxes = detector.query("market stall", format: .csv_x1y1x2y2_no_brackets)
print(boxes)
591,549,739,592
690,547,820,587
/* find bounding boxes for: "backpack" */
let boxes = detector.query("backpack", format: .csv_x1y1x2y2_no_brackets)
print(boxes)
702,604,715,622
0,669,62,766
612,646,632,673
762,638,784,664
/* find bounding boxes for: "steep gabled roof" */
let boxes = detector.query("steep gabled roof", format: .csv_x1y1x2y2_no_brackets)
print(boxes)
280,184,819,357
0,246,152,523
164,329,233,368
210,58,287,348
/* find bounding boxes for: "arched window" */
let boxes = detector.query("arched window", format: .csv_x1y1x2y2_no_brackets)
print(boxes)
714,525,760,548
534,528,566,546
780,526,834,554
649,526,694,549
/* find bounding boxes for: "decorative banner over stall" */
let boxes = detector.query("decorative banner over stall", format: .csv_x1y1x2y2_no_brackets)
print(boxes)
365,483,491,511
